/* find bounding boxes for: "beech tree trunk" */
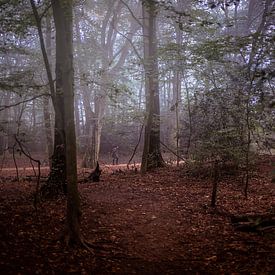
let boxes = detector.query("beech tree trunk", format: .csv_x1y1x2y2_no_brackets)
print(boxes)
51,0,81,244
74,13,97,168
30,0,66,195
43,15,53,167
141,0,165,173
43,96,53,166
91,2,139,164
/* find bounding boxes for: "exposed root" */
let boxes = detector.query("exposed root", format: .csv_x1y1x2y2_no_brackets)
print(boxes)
63,233,95,254
81,240,95,254
39,174,67,200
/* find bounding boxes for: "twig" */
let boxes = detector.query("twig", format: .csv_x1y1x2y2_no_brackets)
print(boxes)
14,135,41,210
30,0,55,99
21,141,37,177
0,93,50,112
114,28,142,61
38,3,52,22
127,124,144,168
120,0,143,28
12,144,19,182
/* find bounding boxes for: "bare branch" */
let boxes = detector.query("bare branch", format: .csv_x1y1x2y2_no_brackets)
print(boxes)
115,28,142,62
14,135,41,209
0,93,50,112
120,0,143,28
39,3,52,22
160,140,186,162
30,0,55,99
127,123,144,168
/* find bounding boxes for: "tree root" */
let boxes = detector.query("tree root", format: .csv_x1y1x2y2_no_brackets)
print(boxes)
63,233,95,255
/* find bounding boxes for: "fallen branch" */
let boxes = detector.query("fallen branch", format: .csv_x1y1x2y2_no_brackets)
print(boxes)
160,140,186,163
232,215,275,233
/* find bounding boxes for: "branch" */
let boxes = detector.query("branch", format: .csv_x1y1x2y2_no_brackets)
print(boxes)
127,123,144,168
12,143,19,182
160,140,186,162
14,135,41,210
120,0,143,28
0,93,50,112
30,0,55,99
111,26,142,63
39,3,52,22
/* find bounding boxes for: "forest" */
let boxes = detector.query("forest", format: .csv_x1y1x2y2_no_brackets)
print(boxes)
0,0,274,274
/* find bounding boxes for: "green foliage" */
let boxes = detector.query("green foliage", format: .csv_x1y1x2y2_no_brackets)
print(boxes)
181,85,251,176
107,82,133,104
0,0,35,36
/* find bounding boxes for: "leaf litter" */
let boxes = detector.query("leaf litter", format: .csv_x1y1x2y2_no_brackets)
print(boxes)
0,156,274,274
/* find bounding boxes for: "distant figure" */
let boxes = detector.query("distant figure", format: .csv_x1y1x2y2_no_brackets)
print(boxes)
111,146,119,165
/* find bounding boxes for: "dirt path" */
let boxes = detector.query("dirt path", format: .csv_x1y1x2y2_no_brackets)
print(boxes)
0,160,274,274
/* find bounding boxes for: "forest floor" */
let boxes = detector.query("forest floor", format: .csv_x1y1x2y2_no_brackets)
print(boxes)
0,156,274,274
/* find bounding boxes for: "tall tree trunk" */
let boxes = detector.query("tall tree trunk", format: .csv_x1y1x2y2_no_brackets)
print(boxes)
51,0,81,244
183,78,192,157
173,22,183,166
31,100,36,133
91,2,139,164
243,0,273,198
75,13,97,168
30,0,66,196
1,92,11,153
172,70,180,166
74,92,81,141
73,12,83,145
43,96,53,165
141,0,165,173
82,89,96,168
94,72,108,163
43,14,53,166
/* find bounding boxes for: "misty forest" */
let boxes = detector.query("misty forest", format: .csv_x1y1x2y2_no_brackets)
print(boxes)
0,0,274,274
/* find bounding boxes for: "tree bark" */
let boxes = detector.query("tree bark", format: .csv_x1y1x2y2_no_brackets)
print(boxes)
30,0,66,195
74,12,97,168
51,0,81,244
141,0,165,173
92,2,139,164
43,96,53,166
43,14,53,166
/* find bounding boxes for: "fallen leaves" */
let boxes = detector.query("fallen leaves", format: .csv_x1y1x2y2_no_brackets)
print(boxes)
0,157,274,274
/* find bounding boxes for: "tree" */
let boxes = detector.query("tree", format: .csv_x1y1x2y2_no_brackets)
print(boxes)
175,0,274,189
141,0,165,173
51,0,81,244
43,14,54,167
30,0,68,196
74,8,97,168
93,0,140,166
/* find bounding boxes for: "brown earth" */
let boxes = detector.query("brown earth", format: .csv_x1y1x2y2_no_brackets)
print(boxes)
0,157,274,274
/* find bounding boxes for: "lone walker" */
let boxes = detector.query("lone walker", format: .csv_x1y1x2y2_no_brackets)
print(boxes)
111,146,119,165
